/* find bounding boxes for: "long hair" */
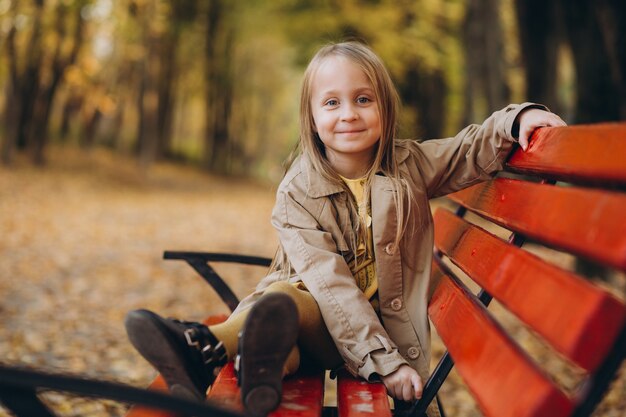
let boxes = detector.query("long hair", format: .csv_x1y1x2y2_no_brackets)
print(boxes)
298,41,413,254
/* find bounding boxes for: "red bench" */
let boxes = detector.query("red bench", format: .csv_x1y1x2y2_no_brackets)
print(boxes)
423,123,626,417
0,123,623,417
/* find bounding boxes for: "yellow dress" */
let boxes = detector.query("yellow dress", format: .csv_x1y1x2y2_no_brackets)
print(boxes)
340,176,379,311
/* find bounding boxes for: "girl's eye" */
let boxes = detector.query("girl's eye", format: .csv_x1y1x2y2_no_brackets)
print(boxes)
325,99,339,107
357,96,371,104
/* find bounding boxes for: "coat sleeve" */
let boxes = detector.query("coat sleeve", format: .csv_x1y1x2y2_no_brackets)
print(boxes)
408,102,547,198
272,186,408,379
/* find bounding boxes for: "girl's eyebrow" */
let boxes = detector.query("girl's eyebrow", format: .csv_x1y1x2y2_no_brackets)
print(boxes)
317,86,375,97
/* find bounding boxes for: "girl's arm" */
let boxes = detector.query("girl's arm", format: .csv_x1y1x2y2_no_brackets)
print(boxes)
271,185,408,381
406,103,563,198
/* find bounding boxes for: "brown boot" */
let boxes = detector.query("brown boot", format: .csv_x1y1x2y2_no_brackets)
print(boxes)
237,293,299,416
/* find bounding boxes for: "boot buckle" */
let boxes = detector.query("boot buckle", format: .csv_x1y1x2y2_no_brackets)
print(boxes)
184,328,201,349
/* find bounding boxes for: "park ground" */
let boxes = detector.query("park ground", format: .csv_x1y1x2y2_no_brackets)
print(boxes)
0,148,624,416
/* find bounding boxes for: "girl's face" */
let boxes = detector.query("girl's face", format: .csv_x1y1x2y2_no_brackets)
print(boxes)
310,56,381,175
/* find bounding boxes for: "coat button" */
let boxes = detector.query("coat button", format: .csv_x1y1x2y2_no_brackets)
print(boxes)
390,298,402,311
384,243,395,255
407,346,420,359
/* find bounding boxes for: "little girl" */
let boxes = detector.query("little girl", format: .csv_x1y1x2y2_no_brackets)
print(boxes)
125,41,565,416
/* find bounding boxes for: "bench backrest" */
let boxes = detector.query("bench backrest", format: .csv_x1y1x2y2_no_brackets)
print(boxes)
427,123,626,417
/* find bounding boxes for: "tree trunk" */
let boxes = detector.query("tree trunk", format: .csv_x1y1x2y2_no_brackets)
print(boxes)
595,0,626,119
2,0,45,164
462,0,510,125
136,0,160,169
402,65,446,139
155,22,179,159
2,80,21,165
559,0,620,123
155,0,198,160
209,28,235,173
514,0,560,111
203,0,228,171
389,4,447,139
59,93,83,141
31,3,85,165
483,0,509,111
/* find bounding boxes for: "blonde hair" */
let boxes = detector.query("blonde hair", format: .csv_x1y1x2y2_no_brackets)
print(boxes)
299,41,413,253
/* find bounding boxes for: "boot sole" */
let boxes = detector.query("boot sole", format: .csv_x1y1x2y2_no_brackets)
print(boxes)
125,309,206,401
240,293,299,416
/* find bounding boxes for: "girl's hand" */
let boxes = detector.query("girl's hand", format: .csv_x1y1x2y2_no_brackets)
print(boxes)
516,109,567,151
381,364,423,402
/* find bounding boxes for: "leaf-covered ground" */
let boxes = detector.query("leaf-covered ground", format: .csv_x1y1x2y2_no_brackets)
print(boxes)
0,148,624,416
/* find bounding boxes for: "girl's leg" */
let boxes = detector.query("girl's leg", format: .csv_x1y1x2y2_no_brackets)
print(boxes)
210,281,341,374
264,281,342,370
124,280,341,402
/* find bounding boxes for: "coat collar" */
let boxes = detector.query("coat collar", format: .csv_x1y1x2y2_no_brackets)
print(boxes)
298,143,411,199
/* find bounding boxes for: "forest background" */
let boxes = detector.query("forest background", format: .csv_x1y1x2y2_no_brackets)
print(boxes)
2,0,625,175
1,0,625,416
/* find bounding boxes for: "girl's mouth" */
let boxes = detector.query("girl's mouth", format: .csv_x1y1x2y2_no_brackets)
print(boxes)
336,129,365,134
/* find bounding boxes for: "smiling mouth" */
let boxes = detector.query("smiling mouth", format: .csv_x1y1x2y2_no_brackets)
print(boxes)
336,129,365,134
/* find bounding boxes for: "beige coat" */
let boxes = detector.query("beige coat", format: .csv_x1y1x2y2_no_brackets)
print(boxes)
234,103,542,382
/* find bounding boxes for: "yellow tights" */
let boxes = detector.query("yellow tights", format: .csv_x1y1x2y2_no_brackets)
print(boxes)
209,281,342,375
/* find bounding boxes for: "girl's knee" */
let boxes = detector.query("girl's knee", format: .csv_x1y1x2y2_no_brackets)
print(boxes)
264,281,317,318
265,281,299,298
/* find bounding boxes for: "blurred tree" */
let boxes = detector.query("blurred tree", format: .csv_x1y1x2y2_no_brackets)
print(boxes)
32,1,87,164
559,0,621,123
2,0,45,165
2,0,88,165
596,0,626,120
516,0,625,122
392,0,449,140
514,0,560,112
132,0,201,167
14,0,622,178
462,0,509,126
134,0,160,168
156,0,199,159
203,0,236,173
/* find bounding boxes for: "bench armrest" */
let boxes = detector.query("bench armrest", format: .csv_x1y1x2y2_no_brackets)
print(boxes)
0,364,244,417
163,251,272,267
163,251,272,312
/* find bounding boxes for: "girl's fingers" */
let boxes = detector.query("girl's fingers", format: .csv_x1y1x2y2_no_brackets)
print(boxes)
402,381,413,401
395,385,403,401
519,112,567,151
412,374,423,399
519,135,529,151
550,113,567,126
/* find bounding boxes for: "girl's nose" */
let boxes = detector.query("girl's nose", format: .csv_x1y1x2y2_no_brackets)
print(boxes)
340,104,359,121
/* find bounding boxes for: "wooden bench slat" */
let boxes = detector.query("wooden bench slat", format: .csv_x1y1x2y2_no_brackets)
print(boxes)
206,364,243,412
270,369,325,417
448,178,626,271
337,369,391,417
428,264,574,417
434,209,626,371
207,363,326,417
506,123,626,185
